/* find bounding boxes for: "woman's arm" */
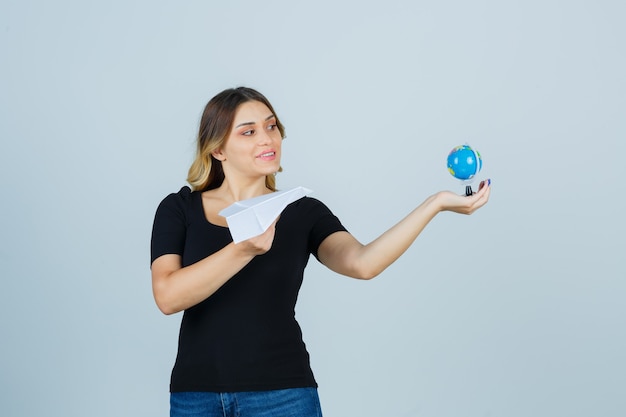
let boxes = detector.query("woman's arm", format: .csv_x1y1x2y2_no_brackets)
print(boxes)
317,180,491,280
151,219,278,315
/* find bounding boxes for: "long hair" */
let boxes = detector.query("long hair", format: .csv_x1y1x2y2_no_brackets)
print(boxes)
187,87,286,192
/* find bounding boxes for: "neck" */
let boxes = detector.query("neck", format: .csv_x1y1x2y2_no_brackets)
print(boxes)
217,177,271,202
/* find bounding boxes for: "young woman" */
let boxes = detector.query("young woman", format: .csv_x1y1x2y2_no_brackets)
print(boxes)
150,87,491,417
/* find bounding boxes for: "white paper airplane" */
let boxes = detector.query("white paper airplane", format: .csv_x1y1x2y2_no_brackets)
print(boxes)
219,186,313,243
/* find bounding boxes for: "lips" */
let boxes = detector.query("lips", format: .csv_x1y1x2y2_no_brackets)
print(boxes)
257,150,276,159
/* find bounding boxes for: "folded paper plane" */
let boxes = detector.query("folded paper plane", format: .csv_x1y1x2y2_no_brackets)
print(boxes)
219,186,313,243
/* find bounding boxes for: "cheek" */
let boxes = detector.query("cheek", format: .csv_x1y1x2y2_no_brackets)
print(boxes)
275,135,283,150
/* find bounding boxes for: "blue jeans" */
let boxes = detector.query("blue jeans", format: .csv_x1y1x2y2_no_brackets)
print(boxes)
170,387,323,417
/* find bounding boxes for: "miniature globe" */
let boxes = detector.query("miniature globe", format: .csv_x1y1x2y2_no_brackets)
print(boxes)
447,144,482,182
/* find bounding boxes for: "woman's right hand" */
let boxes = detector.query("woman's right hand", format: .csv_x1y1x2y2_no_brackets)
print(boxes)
152,217,280,315
234,218,278,256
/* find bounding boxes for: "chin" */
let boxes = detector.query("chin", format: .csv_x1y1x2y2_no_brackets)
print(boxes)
265,163,281,174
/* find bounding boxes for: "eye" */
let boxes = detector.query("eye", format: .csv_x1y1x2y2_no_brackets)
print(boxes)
267,123,278,131
242,129,255,136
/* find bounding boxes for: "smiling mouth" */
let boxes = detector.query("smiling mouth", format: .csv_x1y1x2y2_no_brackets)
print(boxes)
258,151,275,158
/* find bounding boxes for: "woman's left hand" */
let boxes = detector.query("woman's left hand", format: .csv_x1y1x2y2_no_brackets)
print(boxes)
436,179,491,215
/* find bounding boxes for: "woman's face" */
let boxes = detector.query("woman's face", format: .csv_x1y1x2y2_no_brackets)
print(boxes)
215,100,282,181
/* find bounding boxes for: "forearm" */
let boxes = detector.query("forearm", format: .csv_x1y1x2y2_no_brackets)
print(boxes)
354,193,442,278
153,244,256,315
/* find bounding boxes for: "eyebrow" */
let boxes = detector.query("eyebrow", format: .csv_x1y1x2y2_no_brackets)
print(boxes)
235,114,275,129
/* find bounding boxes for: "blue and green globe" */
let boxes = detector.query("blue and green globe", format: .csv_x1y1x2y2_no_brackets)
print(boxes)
447,144,482,181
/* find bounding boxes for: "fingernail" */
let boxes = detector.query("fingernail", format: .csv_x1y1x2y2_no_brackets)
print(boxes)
488,179,491,186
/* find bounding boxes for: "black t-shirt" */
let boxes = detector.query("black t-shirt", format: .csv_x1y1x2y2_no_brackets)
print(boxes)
150,186,347,392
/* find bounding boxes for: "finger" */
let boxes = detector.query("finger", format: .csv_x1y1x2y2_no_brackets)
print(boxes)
478,178,491,192
466,183,490,211
473,186,491,209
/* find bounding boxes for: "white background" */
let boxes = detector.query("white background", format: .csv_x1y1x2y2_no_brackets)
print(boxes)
1,1,625,416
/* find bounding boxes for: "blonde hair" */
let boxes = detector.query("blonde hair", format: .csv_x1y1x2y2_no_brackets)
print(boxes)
187,87,286,192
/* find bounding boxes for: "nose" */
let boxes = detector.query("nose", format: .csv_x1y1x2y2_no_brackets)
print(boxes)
257,129,275,145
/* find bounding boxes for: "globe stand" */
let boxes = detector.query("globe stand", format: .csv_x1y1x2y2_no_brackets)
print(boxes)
465,185,473,196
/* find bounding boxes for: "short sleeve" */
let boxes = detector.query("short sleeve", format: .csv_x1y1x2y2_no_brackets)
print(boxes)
306,198,348,260
150,187,192,264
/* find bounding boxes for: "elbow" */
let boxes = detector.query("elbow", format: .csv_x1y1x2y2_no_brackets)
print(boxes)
154,297,177,315
352,264,383,280
153,287,182,316
157,302,179,316
359,270,382,280
351,248,390,280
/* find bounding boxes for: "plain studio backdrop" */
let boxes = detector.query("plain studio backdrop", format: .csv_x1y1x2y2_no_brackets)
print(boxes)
1,1,624,416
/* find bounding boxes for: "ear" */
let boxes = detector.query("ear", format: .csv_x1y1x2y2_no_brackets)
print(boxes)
211,148,225,162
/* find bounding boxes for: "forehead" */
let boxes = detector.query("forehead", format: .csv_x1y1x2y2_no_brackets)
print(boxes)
233,100,273,123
